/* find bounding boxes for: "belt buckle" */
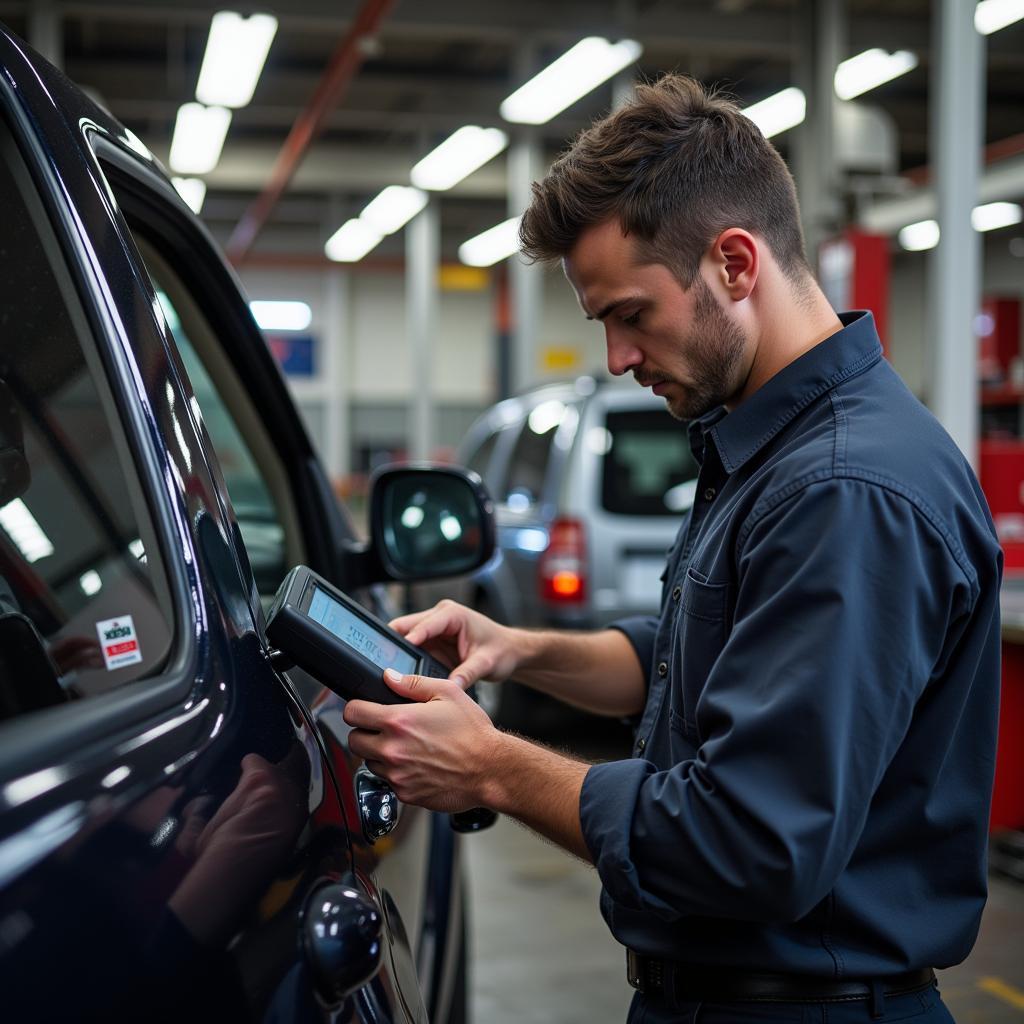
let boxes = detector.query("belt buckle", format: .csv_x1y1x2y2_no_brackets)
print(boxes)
626,949,645,992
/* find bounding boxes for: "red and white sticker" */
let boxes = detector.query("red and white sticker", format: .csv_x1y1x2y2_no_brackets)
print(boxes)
95,615,143,671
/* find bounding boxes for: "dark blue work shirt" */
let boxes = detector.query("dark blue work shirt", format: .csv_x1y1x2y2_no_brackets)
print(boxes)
580,311,1002,977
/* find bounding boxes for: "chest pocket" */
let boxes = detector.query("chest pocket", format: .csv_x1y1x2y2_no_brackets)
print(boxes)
673,566,730,739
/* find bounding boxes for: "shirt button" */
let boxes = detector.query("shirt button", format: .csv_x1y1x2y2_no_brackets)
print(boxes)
636,737,646,753
704,486,717,501
672,584,682,601
657,661,668,677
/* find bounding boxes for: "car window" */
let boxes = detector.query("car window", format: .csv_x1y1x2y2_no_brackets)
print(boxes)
122,231,305,602
599,409,698,516
502,399,574,510
0,120,174,719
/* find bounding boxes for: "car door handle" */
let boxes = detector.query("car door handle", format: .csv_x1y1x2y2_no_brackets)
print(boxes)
302,882,384,1004
356,766,400,843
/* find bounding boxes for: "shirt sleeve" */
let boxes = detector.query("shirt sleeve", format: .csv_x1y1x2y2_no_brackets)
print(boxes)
607,615,657,683
580,477,977,924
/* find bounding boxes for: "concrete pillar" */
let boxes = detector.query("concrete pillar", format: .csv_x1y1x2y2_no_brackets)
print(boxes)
407,197,439,461
507,43,544,392
28,0,62,70
927,0,984,468
793,0,844,265
509,131,543,391
322,268,350,481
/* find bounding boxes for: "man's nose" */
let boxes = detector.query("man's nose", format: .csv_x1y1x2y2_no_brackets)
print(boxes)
605,330,643,377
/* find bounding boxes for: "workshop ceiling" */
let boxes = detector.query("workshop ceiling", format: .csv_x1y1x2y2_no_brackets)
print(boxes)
1,0,1022,263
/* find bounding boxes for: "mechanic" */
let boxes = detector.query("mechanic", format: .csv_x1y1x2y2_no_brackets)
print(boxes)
344,74,1002,1023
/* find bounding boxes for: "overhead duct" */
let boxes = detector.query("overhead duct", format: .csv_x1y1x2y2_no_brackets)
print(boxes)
860,142,1024,236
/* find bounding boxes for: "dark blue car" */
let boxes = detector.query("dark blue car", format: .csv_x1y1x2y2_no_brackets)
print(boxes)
0,24,491,1022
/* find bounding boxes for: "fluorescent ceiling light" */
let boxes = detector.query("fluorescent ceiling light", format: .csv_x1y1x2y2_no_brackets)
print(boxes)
360,186,428,234
834,48,918,100
411,126,509,192
742,87,806,138
898,220,940,251
169,102,231,174
975,0,1024,34
325,219,383,262
0,499,54,562
79,570,102,596
171,176,207,214
459,216,521,267
196,11,278,108
250,300,312,331
500,37,643,124
972,201,1023,232
898,203,1023,251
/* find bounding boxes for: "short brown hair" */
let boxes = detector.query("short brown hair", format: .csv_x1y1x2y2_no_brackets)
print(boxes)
520,74,810,288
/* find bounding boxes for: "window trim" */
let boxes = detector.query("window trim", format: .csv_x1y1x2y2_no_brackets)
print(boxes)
90,138,356,594
0,95,199,781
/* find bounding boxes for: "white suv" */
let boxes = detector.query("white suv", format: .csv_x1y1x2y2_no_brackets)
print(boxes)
451,377,699,726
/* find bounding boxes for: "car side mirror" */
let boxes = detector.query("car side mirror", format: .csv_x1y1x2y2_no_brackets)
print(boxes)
339,464,495,588
370,464,495,582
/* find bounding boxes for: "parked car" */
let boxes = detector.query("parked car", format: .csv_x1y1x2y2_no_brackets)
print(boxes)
0,27,490,1023
450,376,698,728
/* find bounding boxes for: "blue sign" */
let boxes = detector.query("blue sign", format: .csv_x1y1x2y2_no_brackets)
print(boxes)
266,333,315,376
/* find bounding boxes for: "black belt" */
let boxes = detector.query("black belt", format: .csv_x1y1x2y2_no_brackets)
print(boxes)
626,950,935,1006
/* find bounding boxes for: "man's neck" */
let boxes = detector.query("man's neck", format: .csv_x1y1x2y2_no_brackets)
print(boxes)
729,285,844,410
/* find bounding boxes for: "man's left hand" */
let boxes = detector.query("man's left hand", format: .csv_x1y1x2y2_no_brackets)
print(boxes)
343,669,496,814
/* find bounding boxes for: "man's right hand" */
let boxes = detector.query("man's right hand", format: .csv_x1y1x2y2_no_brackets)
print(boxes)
389,599,520,689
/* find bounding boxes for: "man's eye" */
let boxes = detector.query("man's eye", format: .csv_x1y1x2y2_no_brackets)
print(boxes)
622,310,641,326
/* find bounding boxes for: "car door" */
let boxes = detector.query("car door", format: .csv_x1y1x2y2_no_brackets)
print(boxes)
71,47,455,1024
0,26,425,1023
92,154,447,1023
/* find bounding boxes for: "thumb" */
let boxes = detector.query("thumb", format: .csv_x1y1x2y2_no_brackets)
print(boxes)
383,667,457,703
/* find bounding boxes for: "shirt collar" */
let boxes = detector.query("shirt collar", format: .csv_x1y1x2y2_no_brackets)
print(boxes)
696,310,882,475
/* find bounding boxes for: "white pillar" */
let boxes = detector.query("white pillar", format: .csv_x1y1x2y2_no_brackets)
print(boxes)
927,0,984,468
407,198,439,461
28,0,62,70
509,130,543,391
322,268,350,481
793,0,843,265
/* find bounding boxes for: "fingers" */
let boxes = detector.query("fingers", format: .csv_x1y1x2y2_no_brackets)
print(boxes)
347,727,385,763
343,698,390,730
382,668,460,702
447,650,496,688
390,601,465,648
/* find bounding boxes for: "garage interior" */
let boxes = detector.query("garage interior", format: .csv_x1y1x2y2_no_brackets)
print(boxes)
1,1,1023,1020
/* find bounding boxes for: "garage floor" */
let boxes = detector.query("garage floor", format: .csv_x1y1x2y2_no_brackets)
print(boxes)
465,731,1024,1024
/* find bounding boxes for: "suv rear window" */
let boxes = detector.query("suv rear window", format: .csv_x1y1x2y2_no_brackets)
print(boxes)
600,410,697,516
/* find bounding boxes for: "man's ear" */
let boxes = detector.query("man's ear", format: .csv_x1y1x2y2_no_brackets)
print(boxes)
711,228,758,301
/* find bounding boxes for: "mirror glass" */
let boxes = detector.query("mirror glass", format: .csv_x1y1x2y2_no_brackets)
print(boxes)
379,471,488,579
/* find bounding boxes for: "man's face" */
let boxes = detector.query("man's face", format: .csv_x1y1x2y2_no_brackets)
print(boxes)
564,220,752,420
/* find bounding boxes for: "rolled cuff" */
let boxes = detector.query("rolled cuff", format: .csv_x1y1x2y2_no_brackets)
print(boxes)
580,758,655,911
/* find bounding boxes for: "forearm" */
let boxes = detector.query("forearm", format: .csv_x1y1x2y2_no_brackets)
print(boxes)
481,731,592,862
508,627,647,717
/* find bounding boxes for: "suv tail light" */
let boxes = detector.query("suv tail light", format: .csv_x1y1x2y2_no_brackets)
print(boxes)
540,517,587,604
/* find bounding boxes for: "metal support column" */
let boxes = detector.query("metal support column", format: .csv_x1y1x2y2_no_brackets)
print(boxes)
928,0,984,468
28,0,62,70
509,130,543,391
508,43,544,392
407,197,439,462
322,268,351,482
793,0,843,265
929,0,983,468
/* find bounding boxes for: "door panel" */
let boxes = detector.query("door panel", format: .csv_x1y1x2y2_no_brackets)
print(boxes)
0,27,413,1023
90,113,438,1020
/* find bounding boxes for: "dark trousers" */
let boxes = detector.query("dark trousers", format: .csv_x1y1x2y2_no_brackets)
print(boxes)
627,981,955,1023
